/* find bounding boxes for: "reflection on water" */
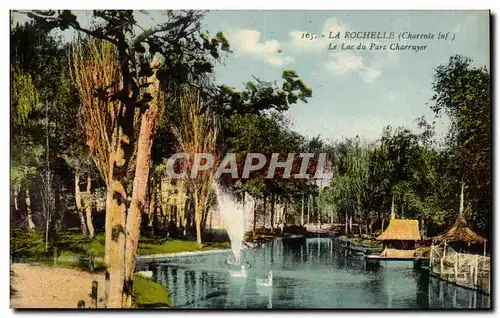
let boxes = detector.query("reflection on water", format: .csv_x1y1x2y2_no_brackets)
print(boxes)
146,237,490,309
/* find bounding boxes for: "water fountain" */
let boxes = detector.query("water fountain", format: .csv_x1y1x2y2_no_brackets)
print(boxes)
213,183,254,266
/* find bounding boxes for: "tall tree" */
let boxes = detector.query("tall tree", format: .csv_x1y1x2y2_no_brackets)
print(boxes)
172,84,219,246
430,55,490,236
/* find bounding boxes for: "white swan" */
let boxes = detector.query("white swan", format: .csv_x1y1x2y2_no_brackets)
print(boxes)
229,264,247,278
244,242,259,249
136,270,153,279
256,271,273,287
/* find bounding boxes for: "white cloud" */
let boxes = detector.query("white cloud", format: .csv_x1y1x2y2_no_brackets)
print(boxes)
325,53,382,83
362,67,382,82
226,29,293,66
325,54,364,74
226,17,400,80
288,17,400,83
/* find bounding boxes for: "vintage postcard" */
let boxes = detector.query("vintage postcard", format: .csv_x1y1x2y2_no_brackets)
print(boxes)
9,9,491,309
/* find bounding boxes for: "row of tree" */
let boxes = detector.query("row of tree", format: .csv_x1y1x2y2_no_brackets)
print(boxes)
10,10,490,308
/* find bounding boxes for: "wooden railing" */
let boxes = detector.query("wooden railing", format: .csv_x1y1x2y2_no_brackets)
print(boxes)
430,243,490,294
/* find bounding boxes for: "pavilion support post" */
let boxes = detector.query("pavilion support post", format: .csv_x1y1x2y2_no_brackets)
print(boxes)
483,241,486,256
469,256,474,283
488,268,491,295
440,241,446,275
430,244,434,268
474,254,478,286
454,253,458,282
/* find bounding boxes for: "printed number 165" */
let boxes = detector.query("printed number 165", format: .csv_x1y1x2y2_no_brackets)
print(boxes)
301,32,316,40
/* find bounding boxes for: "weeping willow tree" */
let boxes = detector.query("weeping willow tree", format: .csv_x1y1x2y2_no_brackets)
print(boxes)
11,65,41,231
72,36,120,181
323,139,371,234
172,84,220,246
71,36,120,269
345,144,371,232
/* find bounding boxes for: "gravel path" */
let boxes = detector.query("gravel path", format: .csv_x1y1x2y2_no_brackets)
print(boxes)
10,263,105,309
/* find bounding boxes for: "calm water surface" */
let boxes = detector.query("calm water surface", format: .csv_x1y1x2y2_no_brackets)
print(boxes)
144,237,490,309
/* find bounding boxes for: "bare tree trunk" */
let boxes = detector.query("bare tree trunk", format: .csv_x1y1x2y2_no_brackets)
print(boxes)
301,194,304,227
263,192,267,230
270,194,275,233
345,212,348,235
317,196,321,225
349,215,353,234
106,101,135,308
85,174,95,239
158,177,168,235
252,199,257,237
195,206,203,246
106,173,127,308
182,199,189,236
176,202,181,228
201,198,210,231
281,201,287,234
103,184,114,295
307,194,310,224
193,191,204,246
26,188,35,230
13,188,20,222
75,172,89,236
103,127,118,304
148,182,156,236
123,99,159,307
45,215,49,249
14,189,19,212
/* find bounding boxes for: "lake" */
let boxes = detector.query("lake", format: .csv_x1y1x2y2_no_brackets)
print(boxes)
145,237,490,309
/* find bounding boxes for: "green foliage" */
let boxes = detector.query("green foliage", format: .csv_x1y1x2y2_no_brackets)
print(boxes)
222,111,310,200
214,70,312,115
321,138,372,224
11,136,44,189
11,67,39,125
10,229,106,261
430,54,490,234
11,20,83,193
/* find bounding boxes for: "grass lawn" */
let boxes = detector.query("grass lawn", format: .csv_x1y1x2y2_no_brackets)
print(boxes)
132,273,171,308
11,228,230,266
137,239,230,255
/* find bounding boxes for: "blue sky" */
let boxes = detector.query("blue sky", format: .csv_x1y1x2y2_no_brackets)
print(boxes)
12,10,490,142
200,10,489,142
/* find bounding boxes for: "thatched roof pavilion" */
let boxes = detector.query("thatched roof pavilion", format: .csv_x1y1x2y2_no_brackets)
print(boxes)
376,219,422,257
375,196,423,258
432,214,486,244
377,195,421,242
431,181,487,254
377,219,422,241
